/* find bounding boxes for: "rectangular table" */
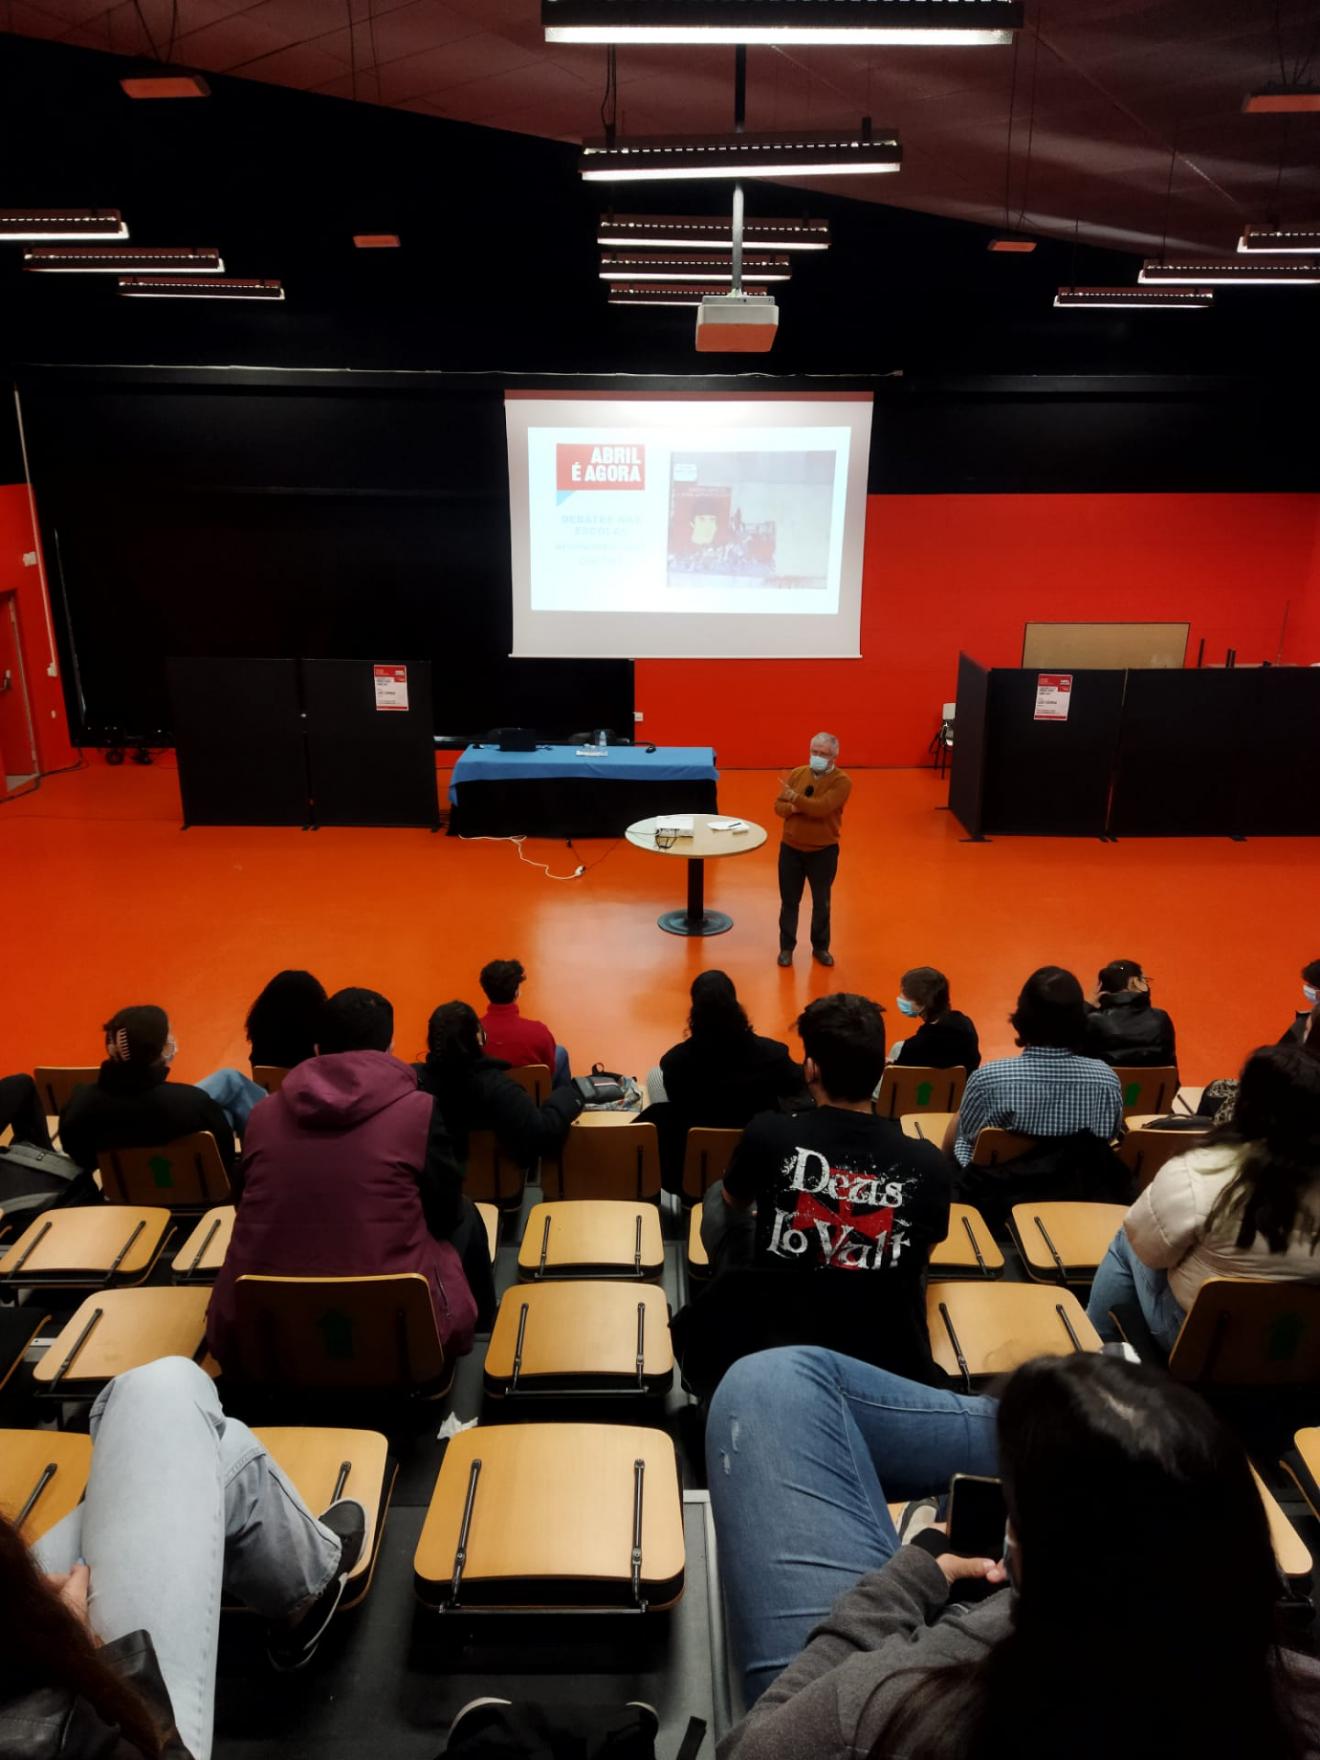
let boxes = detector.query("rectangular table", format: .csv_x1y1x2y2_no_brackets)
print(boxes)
447,744,719,838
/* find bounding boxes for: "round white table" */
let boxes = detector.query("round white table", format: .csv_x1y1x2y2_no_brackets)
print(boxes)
625,812,769,937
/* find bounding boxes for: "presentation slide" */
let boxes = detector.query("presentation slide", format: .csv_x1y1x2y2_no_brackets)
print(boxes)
505,393,873,660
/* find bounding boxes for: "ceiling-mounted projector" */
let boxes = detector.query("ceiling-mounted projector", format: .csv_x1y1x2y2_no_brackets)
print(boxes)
695,291,778,352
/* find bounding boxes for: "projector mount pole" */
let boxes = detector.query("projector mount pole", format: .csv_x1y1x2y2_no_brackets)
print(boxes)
731,44,747,294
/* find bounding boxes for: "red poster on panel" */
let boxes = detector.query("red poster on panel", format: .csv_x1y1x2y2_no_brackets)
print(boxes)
1034,673,1073,721
373,664,408,711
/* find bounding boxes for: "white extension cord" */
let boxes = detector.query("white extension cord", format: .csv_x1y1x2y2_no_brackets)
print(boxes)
459,833,586,881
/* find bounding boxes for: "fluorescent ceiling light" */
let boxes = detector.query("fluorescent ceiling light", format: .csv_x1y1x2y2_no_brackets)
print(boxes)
608,281,770,306
120,74,210,98
118,276,284,300
545,0,1021,44
1054,285,1214,309
353,233,401,248
0,209,127,241
1237,225,1320,255
581,129,901,181
599,251,791,281
1242,84,1320,114
24,246,222,273
1140,257,1320,286
596,214,829,249
988,236,1035,252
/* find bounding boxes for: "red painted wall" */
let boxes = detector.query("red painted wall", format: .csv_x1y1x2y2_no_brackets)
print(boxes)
635,492,1320,768
0,482,76,774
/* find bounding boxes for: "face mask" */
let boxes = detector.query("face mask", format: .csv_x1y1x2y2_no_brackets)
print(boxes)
896,996,921,1018
1305,985,1318,1005
808,753,831,774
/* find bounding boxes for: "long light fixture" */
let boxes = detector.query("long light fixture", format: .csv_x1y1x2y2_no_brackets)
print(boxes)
0,209,127,241
1140,257,1320,286
1237,224,1320,255
120,73,210,98
1054,285,1214,309
1243,84,1320,114
597,213,828,249
118,276,284,300
24,246,223,273
545,0,1021,45
608,281,770,306
580,128,901,181
988,236,1035,252
600,250,790,281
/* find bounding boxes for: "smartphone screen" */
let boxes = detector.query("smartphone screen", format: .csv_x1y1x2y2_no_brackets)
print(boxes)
946,1473,1007,1559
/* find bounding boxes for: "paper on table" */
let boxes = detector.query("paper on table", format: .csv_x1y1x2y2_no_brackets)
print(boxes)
708,818,748,832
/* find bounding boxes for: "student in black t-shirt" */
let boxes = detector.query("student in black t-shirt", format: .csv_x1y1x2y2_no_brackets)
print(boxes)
708,993,951,1274
888,966,980,1073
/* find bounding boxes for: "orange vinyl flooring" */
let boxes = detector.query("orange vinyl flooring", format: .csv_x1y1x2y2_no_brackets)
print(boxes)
1,761,1314,1090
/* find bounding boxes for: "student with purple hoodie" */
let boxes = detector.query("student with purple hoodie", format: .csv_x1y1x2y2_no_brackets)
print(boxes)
207,987,491,1372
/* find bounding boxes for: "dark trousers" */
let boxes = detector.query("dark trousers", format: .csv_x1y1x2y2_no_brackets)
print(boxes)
0,1073,52,1150
778,841,839,954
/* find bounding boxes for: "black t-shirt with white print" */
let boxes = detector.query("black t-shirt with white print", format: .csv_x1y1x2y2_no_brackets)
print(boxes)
723,1105,951,1275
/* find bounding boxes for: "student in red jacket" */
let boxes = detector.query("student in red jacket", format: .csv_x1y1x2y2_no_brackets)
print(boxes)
477,957,571,1086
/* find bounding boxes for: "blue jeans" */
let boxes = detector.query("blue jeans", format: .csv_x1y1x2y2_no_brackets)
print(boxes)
197,1067,267,1140
1086,1227,1186,1352
706,1347,999,1707
552,1044,572,1088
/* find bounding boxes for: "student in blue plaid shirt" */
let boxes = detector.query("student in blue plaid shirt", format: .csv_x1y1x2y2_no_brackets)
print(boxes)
950,967,1124,1165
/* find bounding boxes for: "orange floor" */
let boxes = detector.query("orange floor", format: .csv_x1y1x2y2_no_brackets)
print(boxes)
1,761,1313,1089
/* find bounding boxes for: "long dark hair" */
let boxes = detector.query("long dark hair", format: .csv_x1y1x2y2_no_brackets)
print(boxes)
244,969,327,1063
687,970,752,1047
424,1001,483,1077
1205,1044,1320,1254
0,1517,163,1756
872,1354,1303,1760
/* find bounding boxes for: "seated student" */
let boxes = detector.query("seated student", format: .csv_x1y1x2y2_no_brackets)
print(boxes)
1280,957,1320,1048
1084,957,1177,1068
59,1006,236,1176
198,968,329,1139
416,1000,582,1167
207,986,487,1365
643,970,803,1194
1087,1043,1320,1351
950,967,1123,1166
707,1347,1320,1755
887,966,981,1072
1,1357,366,1760
0,1071,52,1149
477,958,571,1086
1199,999,1320,1126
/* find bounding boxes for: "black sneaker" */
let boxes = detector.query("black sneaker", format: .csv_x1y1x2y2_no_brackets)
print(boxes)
777,950,793,967
266,1498,368,1671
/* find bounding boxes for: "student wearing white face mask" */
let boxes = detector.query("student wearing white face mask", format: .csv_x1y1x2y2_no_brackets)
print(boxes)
887,966,981,1072
775,731,851,968
1280,959,1320,1048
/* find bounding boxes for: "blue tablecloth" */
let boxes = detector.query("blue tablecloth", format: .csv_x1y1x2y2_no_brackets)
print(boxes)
449,744,718,802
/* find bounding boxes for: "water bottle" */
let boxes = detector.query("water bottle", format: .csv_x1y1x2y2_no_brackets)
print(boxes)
596,728,607,751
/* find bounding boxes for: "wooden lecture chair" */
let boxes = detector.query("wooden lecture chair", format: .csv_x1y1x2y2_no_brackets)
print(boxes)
0,1206,174,1290
687,1205,709,1282
0,1430,93,1543
33,1066,99,1118
172,1206,236,1282
900,1116,1036,1169
1281,1429,1320,1525
549,1119,661,1203
929,1203,1004,1279
475,1201,500,1263
98,1132,232,1209
927,1280,1101,1391
1112,1065,1180,1119
1157,1278,1320,1390
1008,1201,1128,1285
875,1065,967,1121
250,1065,289,1094
414,1423,685,1612
1119,1122,1208,1191
680,1127,741,1203
506,1064,553,1107
463,1130,529,1211
250,1426,395,1609
32,1287,213,1398
0,1305,52,1396
517,1201,665,1281
483,1281,674,1399
227,1272,452,1395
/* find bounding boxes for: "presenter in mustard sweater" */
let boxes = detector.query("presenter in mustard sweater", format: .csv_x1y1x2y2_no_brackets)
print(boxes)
775,731,852,968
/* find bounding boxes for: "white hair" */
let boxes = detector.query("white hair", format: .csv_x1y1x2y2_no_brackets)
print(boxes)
811,731,840,753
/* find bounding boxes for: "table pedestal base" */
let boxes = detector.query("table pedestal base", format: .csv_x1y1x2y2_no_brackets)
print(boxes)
657,855,735,937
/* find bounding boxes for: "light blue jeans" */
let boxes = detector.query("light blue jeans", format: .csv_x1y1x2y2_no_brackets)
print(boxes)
197,1067,268,1139
706,1347,999,1707
552,1044,572,1088
33,1357,342,1760
1086,1227,1186,1352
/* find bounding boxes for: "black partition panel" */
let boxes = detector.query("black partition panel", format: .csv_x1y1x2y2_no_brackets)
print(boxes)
169,658,309,827
947,653,989,838
982,669,1124,836
1240,669,1320,835
1109,670,1252,836
303,659,440,828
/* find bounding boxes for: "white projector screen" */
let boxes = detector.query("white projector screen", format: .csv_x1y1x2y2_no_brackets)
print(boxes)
505,392,873,659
